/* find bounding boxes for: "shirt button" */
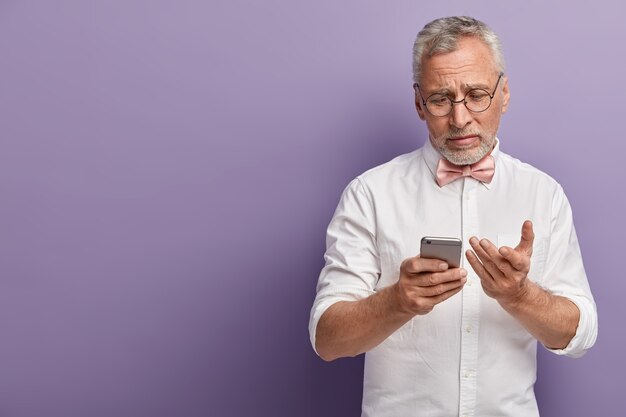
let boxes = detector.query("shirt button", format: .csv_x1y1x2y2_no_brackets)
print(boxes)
464,370,470,378
467,279,473,286
465,325,473,333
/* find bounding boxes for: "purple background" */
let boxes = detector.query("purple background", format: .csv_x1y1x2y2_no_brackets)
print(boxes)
0,1,623,416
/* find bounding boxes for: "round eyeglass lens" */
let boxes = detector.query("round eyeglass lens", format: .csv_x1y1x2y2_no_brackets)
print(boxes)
464,89,491,112
425,88,493,116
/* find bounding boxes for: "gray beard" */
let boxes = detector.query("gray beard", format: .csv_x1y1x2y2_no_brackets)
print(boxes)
430,126,496,165
438,139,493,165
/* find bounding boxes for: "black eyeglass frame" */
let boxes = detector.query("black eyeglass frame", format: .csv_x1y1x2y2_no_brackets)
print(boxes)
414,72,504,117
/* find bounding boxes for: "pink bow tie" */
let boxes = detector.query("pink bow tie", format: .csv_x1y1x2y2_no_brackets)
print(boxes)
435,155,495,187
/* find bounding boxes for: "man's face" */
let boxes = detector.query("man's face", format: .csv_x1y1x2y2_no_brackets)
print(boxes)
415,36,510,165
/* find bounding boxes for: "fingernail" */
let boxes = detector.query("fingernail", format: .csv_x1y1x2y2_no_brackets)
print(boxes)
460,269,467,277
439,263,448,270
500,247,510,256
479,239,489,248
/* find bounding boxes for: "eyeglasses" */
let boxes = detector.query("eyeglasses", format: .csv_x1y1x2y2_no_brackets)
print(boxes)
414,73,503,117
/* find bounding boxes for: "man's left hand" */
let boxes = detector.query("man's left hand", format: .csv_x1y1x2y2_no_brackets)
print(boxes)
465,220,535,305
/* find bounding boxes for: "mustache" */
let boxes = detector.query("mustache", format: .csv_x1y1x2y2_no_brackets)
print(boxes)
437,128,482,141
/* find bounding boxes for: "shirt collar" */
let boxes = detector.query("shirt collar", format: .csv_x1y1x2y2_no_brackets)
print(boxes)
422,137,501,190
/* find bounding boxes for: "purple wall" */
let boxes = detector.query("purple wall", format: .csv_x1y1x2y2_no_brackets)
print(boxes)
0,1,623,416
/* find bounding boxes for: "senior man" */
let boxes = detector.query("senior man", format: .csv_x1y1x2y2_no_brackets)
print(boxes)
309,16,597,417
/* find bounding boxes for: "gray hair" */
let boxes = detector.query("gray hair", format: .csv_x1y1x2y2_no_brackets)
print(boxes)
412,16,505,83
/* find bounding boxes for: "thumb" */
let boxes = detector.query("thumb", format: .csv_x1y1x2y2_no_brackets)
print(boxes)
515,220,534,256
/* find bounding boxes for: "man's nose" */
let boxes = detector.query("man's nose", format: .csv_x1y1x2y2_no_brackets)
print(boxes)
449,101,472,129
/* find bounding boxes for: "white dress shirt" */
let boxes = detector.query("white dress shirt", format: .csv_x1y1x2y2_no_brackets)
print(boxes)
309,139,597,417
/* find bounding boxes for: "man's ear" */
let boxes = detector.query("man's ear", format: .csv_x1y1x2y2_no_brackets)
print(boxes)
501,76,510,114
414,84,426,120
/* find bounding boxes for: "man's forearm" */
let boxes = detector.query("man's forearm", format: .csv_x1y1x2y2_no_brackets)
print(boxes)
315,257,467,361
499,281,580,349
315,285,413,361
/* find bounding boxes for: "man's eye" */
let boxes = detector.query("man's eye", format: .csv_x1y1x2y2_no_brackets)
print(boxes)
428,96,449,106
467,90,489,101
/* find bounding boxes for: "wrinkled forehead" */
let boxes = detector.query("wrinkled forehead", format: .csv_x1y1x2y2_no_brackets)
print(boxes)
419,37,500,88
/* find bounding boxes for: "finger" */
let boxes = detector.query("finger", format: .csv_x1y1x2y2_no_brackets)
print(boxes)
412,268,467,287
514,220,534,256
428,283,465,307
478,238,516,275
465,249,493,282
419,276,467,297
402,255,449,274
498,246,530,272
468,237,504,279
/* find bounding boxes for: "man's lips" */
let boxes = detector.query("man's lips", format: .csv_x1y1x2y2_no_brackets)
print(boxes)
448,135,479,146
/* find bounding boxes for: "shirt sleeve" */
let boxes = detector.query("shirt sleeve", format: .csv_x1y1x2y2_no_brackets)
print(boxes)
542,184,598,357
308,177,380,355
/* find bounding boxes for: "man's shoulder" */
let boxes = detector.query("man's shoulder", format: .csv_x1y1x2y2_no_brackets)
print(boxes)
497,150,563,191
357,148,424,185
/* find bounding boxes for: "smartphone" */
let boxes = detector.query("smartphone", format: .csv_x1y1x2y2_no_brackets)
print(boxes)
420,236,462,268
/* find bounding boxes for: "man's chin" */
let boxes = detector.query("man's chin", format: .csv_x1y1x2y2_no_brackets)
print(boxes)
441,148,487,166
439,138,495,165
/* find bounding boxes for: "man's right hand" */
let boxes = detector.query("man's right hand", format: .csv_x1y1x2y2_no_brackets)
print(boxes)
395,256,467,315
315,255,467,360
